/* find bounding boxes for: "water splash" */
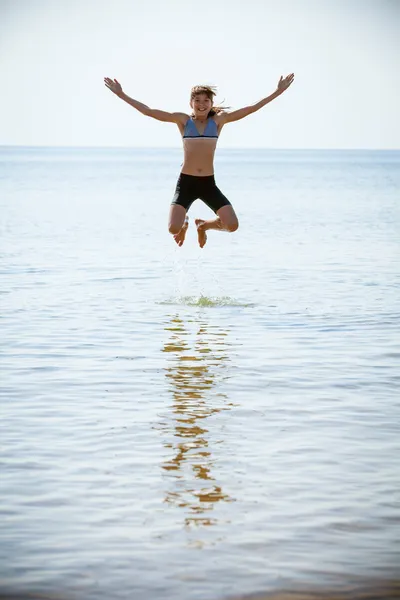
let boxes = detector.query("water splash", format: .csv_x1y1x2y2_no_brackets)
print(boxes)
159,295,254,307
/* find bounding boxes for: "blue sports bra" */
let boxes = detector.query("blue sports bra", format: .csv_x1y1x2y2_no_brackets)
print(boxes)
183,117,218,139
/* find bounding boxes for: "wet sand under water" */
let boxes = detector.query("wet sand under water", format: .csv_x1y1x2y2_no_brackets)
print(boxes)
1,579,400,600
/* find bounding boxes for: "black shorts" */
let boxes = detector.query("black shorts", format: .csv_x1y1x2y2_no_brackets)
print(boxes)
171,173,231,214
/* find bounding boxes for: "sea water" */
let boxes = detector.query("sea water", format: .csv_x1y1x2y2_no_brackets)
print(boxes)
1,147,399,599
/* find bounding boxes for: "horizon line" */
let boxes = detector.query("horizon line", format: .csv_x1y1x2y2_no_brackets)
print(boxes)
1,145,399,152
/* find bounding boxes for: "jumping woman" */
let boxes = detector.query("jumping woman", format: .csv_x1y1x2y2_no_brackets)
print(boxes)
104,74,295,248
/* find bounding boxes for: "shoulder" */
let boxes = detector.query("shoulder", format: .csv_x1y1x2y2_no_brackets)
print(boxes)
175,113,190,136
172,112,190,125
213,112,229,133
213,111,229,125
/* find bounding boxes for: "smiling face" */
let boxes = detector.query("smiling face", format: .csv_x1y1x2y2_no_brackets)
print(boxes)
190,92,213,119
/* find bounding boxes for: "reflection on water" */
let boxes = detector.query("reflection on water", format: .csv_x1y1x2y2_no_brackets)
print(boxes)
160,315,234,529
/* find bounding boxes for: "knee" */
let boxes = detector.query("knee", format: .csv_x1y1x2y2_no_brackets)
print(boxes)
168,223,181,235
226,219,239,233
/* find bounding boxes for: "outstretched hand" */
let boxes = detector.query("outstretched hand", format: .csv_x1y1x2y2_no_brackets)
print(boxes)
104,77,123,96
277,73,295,93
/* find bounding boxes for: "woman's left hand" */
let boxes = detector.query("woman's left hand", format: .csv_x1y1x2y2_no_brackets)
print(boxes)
277,73,295,92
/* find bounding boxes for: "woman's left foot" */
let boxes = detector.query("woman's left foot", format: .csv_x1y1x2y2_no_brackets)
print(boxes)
195,219,207,248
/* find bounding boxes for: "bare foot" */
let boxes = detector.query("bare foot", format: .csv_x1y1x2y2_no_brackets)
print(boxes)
173,218,189,247
195,218,207,248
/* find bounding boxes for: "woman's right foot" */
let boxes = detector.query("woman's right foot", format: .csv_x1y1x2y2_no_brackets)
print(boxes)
173,218,189,247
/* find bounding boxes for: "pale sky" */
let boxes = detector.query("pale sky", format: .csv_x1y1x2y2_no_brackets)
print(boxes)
0,0,399,148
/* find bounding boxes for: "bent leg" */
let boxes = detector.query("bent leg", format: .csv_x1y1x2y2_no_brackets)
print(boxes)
195,206,239,248
168,204,187,235
168,204,189,247
217,205,239,232
169,173,198,246
196,179,239,247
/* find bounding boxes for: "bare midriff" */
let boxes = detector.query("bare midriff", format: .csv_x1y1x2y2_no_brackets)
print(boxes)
181,138,218,176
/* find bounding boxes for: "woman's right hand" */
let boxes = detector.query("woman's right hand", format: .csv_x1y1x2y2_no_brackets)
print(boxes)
104,77,123,96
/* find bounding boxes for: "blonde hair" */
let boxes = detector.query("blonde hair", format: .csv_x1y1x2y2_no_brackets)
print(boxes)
190,85,229,117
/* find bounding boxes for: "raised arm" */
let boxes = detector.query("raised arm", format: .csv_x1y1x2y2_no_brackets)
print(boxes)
104,78,187,124
218,73,295,125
